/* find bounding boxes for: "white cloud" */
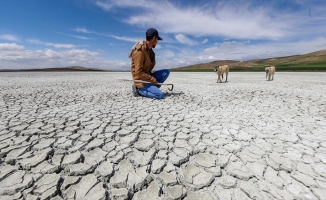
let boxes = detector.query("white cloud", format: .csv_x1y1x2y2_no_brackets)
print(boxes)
96,1,114,11
96,0,287,40
56,32,93,40
196,56,204,60
73,27,93,34
95,0,326,42
27,39,76,49
175,34,196,45
69,35,93,40
64,49,99,61
154,44,161,49
202,38,208,44
0,34,20,42
108,35,142,42
0,43,24,51
51,43,75,48
195,55,215,61
204,40,248,54
27,39,42,44
43,49,61,59
96,0,153,11
72,27,142,43
0,43,129,70
157,50,175,59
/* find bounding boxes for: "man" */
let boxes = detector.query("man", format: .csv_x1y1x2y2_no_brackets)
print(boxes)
130,28,170,99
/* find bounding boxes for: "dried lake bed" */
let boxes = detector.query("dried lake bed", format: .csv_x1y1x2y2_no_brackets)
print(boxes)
0,72,326,199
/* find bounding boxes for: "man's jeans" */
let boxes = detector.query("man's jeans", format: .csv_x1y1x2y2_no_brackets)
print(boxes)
138,69,170,99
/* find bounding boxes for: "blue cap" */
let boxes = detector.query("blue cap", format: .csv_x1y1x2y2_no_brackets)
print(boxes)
146,28,163,40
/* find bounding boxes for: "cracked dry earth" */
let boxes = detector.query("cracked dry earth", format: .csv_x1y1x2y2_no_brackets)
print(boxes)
0,72,326,200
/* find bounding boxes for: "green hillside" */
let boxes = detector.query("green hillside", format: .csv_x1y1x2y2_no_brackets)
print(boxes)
170,49,326,72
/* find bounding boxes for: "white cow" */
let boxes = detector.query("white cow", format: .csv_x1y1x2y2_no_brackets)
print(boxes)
214,65,229,83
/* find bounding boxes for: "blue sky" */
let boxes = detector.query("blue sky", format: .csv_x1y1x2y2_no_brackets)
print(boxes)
1,0,326,70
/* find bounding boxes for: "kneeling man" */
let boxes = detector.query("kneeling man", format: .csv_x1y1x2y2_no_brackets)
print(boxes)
130,28,170,99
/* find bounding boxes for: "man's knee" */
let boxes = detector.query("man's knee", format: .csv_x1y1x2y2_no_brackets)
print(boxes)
163,69,170,77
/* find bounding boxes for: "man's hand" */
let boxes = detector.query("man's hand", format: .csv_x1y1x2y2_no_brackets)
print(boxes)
151,78,159,85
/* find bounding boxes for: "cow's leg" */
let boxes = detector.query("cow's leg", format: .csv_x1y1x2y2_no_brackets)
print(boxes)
225,72,228,82
266,73,268,80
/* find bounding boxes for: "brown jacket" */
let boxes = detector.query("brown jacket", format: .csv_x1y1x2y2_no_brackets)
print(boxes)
131,41,156,88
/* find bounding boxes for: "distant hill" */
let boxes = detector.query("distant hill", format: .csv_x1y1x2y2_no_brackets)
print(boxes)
0,66,110,72
170,49,326,72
